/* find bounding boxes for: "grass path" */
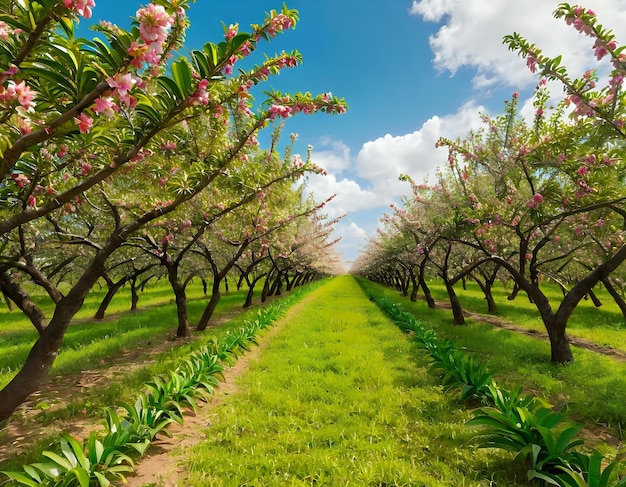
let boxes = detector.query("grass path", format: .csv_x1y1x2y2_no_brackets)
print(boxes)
165,275,521,486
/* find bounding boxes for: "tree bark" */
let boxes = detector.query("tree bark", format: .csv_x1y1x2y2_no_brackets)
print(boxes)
445,280,465,325
0,270,47,334
418,259,436,309
130,277,140,311
196,278,221,331
94,279,126,320
164,259,189,338
602,277,626,321
0,238,115,422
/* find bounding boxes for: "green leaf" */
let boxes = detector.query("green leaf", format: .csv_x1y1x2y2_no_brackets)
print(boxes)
42,450,73,472
171,59,194,98
203,42,219,70
0,471,41,487
67,467,91,487
94,471,112,487
192,50,210,79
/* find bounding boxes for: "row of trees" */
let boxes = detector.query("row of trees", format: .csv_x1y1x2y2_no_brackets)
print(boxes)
0,1,346,422
353,3,626,365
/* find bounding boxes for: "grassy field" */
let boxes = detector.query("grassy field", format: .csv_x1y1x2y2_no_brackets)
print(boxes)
357,278,626,441
0,279,243,389
424,278,626,352
1,275,625,485
179,275,525,486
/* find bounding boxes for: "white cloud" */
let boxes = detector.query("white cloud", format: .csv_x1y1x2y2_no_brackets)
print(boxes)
331,220,371,268
355,101,484,195
303,103,488,263
310,138,352,174
305,172,381,218
410,0,626,90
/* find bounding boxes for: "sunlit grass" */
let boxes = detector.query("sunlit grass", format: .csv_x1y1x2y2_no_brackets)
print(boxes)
0,279,320,469
181,275,525,486
1,279,255,392
425,279,626,350
358,278,626,440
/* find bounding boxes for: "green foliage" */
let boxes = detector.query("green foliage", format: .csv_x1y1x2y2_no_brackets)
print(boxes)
181,276,516,486
1,434,134,486
364,286,626,487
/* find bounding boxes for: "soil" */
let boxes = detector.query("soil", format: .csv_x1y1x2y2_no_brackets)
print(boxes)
462,308,626,361
1,294,624,485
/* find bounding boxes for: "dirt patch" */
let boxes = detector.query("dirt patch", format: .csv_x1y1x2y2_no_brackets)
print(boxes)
0,294,311,484
0,300,263,466
461,309,626,361
124,296,312,487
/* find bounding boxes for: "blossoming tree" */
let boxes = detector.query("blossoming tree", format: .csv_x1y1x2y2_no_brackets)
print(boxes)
0,1,346,422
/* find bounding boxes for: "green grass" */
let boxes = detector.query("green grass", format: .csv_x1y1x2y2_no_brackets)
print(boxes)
0,279,248,388
0,279,321,469
180,275,526,486
425,279,626,351
358,278,626,443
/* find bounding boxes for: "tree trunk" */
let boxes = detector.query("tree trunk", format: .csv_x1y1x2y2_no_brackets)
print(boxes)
243,274,265,308
602,277,626,321
445,280,465,325
472,272,498,314
409,269,418,302
587,289,602,308
418,260,436,309
130,277,139,311
0,270,47,334
196,278,221,331
94,280,125,319
165,261,189,338
0,240,114,422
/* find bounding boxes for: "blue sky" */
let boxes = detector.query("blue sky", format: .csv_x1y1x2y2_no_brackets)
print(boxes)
83,1,626,268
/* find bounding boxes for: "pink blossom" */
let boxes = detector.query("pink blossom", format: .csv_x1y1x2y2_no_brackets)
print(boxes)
577,166,588,176
74,113,93,133
11,173,30,188
0,20,21,40
106,73,134,95
27,194,36,207
92,97,117,118
553,235,561,243
80,162,92,176
239,40,253,57
64,0,95,19
268,104,292,119
136,3,174,44
225,23,238,40
189,79,209,106
597,218,605,227
527,193,544,209
14,81,36,110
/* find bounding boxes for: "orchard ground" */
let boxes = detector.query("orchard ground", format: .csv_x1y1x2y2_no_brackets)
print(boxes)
1,275,626,485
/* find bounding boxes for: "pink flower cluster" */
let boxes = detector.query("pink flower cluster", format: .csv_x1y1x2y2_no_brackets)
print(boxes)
63,0,95,19
130,3,176,69
189,79,209,106
564,6,596,36
266,13,294,37
106,72,142,107
0,80,36,111
527,193,544,209
0,20,22,40
594,38,617,61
